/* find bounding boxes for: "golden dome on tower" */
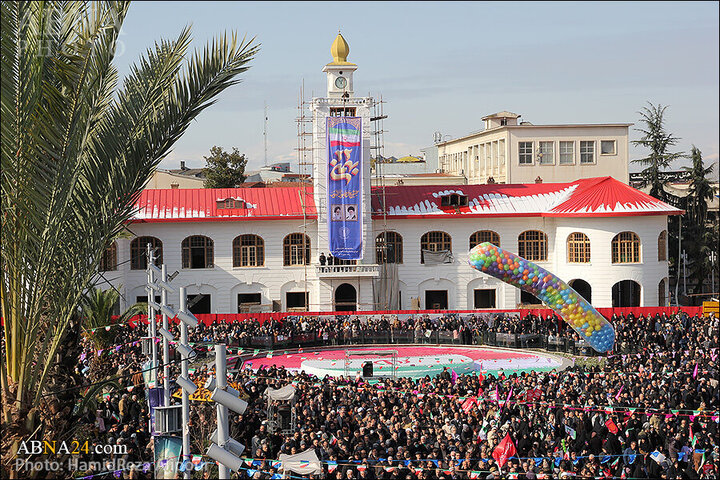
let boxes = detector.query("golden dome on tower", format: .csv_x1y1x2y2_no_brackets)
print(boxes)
327,32,356,66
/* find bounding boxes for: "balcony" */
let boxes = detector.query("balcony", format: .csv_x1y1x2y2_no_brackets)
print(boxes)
316,264,381,278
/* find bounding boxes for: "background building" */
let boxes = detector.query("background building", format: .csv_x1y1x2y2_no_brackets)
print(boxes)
434,111,631,185
101,35,679,314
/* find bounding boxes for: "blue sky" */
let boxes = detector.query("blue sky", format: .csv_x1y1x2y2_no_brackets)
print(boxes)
116,1,719,173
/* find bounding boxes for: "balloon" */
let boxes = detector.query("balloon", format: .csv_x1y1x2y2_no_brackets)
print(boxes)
468,242,615,353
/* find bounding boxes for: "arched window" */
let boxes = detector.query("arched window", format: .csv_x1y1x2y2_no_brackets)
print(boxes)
518,230,547,261
567,232,591,263
283,233,311,266
182,235,214,269
612,232,641,264
657,230,667,261
233,235,264,267
420,231,452,264
130,236,163,270
469,230,500,249
100,242,117,271
658,278,667,306
376,231,403,264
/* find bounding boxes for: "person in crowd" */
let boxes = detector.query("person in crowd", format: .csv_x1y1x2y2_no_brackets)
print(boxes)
73,310,719,479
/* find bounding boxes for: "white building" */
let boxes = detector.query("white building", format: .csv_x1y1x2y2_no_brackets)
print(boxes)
435,111,631,185
101,34,680,314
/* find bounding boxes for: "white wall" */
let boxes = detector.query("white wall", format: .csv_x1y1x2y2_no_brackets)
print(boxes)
103,214,669,312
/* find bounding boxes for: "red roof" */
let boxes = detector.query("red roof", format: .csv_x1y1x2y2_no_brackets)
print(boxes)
132,177,680,222
132,187,316,223
549,176,681,216
370,176,681,218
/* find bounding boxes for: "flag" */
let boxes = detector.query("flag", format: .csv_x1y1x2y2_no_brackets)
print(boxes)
461,397,476,414
692,363,698,378
469,472,482,479
689,425,696,448
502,385,514,411
565,424,576,440
605,418,619,435
327,461,338,473
492,433,517,468
615,385,624,400
451,369,458,386
650,451,666,465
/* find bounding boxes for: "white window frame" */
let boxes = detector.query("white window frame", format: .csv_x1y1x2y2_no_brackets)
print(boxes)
518,141,534,165
580,141,596,164
600,140,617,156
559,141,575,165
538,141,554,165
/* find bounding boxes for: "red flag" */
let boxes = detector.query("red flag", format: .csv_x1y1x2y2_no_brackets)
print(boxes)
462,397,476,414
492,433,517,468
605,418,619,435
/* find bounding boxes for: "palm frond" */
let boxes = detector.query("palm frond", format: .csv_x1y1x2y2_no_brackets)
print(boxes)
1,1,258,418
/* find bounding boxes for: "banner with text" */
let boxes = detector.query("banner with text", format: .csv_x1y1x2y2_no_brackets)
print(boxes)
327,116,363,259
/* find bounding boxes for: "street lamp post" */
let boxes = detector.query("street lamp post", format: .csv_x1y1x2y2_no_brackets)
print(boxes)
710,251,717,297
681,250,688,297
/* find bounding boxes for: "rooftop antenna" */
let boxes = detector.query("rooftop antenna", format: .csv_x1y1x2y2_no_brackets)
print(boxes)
263,101,268,167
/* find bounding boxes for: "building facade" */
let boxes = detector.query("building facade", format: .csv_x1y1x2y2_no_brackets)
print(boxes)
435,111,631,185
101,35,678,314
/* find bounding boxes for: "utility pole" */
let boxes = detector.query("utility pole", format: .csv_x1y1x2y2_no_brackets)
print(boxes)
146,244,158,383
177,287,199,479
682,249,688,297
162,265,170,407
264,102,268,167
711,251,717,297
215,344,230,480
675,215,682,305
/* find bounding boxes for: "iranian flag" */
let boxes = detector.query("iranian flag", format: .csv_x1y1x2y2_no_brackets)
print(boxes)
329,124,360,147
689,425,697,448
492,433,517,468
469,472,482,479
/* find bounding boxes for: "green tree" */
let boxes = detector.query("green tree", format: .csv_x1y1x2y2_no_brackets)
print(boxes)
1,2,257,475
631,102,685,202
203,146,248,187
681,147,718,299
683,146,715,225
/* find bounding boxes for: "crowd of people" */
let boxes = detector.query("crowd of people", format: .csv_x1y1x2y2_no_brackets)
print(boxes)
68,310,719,479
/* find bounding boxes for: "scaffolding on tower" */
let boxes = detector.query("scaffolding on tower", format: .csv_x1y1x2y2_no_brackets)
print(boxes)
296,81,313,312
370,95,399,310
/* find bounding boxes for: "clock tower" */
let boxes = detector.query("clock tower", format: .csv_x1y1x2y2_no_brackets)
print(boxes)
322,32,357,98
311,33,377,312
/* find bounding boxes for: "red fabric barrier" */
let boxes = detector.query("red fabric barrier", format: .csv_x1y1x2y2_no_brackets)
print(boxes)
122,306,703,328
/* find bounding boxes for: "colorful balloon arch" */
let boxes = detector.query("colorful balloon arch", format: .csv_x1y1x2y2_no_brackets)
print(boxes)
468,242,615,353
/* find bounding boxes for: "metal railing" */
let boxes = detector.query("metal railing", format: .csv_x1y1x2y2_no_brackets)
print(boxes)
227,329,623,357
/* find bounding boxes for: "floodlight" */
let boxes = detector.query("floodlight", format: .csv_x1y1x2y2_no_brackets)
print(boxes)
211,388,248,415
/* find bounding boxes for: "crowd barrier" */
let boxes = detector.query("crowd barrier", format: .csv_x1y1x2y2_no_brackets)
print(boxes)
188,329,611,356
126,306,703,327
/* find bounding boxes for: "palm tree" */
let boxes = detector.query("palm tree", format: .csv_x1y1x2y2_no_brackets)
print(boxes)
1,1,258,474
81,288,145,349
631,102,685,202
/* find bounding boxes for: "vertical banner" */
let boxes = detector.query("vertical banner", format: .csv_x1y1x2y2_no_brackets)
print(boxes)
327,116,363,259
155,435,183,479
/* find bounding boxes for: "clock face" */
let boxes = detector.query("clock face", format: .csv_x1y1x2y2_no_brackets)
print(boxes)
335,76,347,89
